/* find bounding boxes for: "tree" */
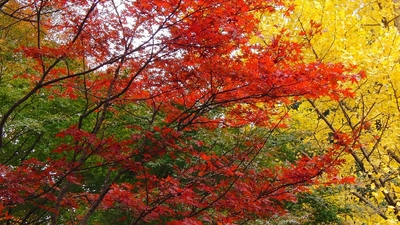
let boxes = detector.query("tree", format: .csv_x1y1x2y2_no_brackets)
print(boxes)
258,0,400,223
0,0,359,224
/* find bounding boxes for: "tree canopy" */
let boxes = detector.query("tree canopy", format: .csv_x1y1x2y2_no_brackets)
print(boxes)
0,0,380,224
259,0,400,223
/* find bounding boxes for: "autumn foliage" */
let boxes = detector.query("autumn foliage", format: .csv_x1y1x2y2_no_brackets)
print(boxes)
0,0,361,224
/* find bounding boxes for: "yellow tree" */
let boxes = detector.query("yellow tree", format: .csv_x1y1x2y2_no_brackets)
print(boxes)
257,0,400,223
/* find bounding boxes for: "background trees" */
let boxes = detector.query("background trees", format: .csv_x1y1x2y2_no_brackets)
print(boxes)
256,0,400,223
0,0,361,224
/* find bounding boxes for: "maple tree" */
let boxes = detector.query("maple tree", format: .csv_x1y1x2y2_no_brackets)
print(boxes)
257,0,400,223
0,0,361,224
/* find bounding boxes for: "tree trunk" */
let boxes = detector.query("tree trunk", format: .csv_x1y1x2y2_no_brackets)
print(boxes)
394,0,400,31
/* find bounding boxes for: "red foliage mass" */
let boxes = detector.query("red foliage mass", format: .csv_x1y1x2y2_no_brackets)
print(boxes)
0,0,360,224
